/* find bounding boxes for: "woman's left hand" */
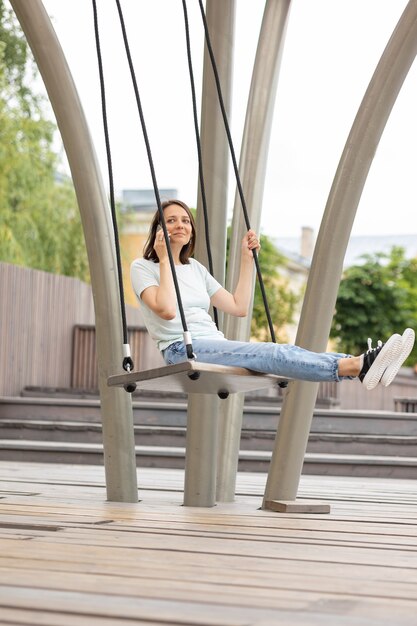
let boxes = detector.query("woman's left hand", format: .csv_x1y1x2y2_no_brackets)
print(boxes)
242,229,261,259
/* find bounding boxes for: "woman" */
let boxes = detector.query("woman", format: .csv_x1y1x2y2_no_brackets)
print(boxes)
131,200,415,391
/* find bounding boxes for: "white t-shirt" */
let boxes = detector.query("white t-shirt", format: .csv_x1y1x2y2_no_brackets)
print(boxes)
131,257,225,351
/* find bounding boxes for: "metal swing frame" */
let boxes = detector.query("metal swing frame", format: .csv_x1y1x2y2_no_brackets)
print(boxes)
11,0,417,509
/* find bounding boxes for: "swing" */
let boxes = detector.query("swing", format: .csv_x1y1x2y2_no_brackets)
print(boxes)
93,0,289,398
108,361,286,398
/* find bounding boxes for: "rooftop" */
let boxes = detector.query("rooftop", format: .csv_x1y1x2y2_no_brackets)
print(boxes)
121,188,178,212
274,233,417,267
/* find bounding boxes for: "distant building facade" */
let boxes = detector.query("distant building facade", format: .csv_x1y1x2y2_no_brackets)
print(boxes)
273,230,417,344
274,232,417,268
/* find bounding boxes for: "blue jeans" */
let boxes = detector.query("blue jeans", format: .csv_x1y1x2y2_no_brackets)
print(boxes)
162,338,352,383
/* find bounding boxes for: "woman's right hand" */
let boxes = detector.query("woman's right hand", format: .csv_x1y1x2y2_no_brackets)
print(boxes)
142,227,176,320
154,227,170,262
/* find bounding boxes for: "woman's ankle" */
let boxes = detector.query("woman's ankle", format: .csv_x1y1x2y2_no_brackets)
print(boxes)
338,355,361,377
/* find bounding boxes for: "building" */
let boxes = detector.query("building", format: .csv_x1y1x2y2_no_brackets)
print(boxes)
273,230,417,344
273,232,417,268
120,189,178,305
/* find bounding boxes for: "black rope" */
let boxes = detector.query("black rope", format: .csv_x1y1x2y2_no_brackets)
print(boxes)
92,0,133,372
181,0,218,329
197,0,276,343
114,0,194,359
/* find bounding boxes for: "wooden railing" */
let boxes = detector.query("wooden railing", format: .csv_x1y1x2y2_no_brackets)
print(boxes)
71,325,163,390
338,371,417,412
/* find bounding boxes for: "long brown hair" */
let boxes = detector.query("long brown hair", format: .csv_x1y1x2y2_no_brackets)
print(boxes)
142,200,196,264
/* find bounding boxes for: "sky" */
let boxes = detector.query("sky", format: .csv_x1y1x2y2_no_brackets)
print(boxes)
39,0,417,239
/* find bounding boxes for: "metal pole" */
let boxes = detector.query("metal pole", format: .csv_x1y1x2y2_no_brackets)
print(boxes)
263,0,417,507
216,0,292,502
183,0,235,506
11,0,138,502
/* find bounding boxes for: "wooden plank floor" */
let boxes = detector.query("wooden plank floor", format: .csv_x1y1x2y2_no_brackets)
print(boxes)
0,462,416,625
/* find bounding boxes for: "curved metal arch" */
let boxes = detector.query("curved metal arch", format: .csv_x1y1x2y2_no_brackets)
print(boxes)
10,0,138,502
264,0,417,506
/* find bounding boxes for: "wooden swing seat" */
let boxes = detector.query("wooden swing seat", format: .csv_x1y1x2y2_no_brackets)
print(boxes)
107,361,288,397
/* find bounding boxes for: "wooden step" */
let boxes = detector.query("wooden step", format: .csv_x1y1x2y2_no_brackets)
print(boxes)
0,396,188,426
1,439,417,478
243,430,417,457
2,396,417,434
1,419,417,457
0,420,187,448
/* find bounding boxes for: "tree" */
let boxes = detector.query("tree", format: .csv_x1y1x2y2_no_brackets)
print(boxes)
331,246,417,364
226,228,300,342
0,1,89,281
0,0,40,115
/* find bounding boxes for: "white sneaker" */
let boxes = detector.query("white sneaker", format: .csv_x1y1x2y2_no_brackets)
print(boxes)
380,328,415,387
359,334,403,391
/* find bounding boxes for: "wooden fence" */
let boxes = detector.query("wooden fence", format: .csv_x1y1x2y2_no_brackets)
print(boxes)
0,263,142,396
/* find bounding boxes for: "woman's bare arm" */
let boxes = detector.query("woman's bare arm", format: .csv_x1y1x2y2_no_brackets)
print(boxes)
211,230,260,317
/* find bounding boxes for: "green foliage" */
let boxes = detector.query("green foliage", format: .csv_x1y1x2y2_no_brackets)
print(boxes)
0,2,89,281
331,247,417,364
0,0,43,115
226,227,300,341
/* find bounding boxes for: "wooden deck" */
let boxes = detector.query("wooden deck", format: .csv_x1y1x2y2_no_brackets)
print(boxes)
0,461,416,625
